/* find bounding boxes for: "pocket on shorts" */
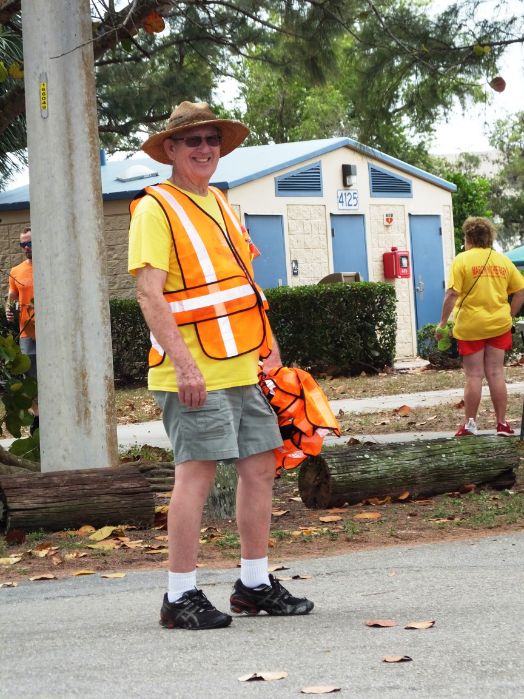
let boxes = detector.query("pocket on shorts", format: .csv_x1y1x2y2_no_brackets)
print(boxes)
253,384,277,416
180,391,226,439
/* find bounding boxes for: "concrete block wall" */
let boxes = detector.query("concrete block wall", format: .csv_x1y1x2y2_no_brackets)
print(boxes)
368,204,414,357
286,204,329,286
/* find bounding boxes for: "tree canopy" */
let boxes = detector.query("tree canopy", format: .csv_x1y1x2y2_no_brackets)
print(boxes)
0,0,523,187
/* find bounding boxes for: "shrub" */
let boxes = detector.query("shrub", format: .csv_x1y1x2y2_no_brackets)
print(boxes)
109,299,149,384
266,282,396,375
417,318,524,368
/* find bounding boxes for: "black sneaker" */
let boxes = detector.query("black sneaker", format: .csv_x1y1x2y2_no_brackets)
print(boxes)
159,589,232,630
230,574,314,616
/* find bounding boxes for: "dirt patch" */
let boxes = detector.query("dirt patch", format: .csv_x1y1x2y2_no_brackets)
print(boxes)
2,470,523,584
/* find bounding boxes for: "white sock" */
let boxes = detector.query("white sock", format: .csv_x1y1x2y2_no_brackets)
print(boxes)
167,570,197,603
240,556,270,588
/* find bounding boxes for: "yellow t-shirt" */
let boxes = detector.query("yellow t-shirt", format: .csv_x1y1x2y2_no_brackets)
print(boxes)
448,248,524,340
128,184,259,391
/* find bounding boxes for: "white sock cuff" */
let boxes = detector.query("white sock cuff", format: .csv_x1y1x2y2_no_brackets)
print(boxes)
167,569,197,603
240,556,270,588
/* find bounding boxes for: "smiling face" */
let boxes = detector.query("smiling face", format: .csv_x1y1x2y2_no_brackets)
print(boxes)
162,125,221,195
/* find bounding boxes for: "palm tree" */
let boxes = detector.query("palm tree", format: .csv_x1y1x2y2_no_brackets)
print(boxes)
0,18,26,190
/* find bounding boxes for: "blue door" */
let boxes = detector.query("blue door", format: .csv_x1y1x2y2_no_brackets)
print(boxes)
409,215,445,330
244,214,287,289
330,214,369,281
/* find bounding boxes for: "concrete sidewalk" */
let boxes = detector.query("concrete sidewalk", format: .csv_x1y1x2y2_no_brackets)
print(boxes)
1,383,522,450
114,381,524,449
1,533,523,698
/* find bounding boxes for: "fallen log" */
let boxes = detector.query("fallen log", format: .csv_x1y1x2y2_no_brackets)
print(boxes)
0,465,155,532
298,436,520,509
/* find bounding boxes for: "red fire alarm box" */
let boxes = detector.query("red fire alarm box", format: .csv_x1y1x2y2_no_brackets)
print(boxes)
383,247,410,279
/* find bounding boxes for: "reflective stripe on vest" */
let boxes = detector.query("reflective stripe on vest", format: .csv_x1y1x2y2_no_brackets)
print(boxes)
130,183,272,364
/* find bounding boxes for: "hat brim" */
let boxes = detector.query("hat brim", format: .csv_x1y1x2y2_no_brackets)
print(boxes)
141,118,250,163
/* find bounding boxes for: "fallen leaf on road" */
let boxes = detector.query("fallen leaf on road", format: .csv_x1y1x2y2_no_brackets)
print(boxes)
292,574,312,580
454,399,465,409
346,437,361,445
289,496,302,502
144,548,169,555
272,509,289,517
0,556,22,566
76,525,96,536
64,552,88,560
353,512,381,521
365,619,397,628
100,572,126,579
268,565,289,572
394,405,412,416
88,526,125,542
51,554,64,566
238,671,288,682
29,574,57,581
155,505,169,514
31,542,56,557
0,581,17,588
405,620,435,629
71,570,96,576
87,539,121,550
383,656,412,663
319,515,342,523
364,496,391,506
301,686,341,694
397,491,410,501
154,535,169,542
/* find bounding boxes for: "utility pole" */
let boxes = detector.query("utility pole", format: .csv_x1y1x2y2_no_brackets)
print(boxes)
21,0,118,472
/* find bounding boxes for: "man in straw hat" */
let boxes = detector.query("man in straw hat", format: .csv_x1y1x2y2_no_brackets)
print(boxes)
128,101,313,629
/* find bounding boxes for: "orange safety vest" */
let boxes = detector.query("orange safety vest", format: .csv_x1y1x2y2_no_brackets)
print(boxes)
258,366,341,476
130,183,273,365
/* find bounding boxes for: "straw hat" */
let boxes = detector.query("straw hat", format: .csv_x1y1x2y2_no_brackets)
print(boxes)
141,101,250,163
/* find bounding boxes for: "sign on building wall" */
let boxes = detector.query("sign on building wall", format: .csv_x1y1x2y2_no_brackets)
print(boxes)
337,190,359,210
384,212,394,226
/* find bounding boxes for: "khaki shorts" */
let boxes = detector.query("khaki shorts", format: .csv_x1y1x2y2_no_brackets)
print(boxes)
154,384,283,465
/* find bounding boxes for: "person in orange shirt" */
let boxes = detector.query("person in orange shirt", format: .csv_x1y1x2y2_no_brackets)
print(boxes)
5,225,39,435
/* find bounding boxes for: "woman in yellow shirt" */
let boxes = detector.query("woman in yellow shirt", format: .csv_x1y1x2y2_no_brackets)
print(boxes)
437,216,524,437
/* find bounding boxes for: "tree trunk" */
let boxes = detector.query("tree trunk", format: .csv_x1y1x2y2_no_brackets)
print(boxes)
0,465,154,532
298,436,520,508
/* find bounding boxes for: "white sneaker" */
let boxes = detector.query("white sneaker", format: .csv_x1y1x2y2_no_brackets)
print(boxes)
465,418,478,435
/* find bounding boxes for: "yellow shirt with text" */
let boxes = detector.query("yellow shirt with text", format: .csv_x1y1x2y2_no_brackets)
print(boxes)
448,248,524,340
128,185,259,391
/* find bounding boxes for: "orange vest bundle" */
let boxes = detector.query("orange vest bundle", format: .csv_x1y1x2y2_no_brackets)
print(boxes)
130,183,273,364
258,366,341,475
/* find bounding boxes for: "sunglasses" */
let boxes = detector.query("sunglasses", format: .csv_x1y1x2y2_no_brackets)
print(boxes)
170,135,222,148
20,241,32,249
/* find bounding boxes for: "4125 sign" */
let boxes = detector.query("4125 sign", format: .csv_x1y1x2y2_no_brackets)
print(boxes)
337,189,359,210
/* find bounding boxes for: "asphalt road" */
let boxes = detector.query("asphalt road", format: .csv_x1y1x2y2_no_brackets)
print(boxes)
1,532,523,698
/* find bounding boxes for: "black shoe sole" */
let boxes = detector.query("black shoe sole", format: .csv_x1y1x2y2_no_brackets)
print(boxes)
159,613,232,630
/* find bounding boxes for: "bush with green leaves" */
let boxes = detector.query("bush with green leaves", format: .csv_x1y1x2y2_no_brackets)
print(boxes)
109,283,397,381
417,318,524,368
110,299,149,385
266,282,397,375
0,330,39,460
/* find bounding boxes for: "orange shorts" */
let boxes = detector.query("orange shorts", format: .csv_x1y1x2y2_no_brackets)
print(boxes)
457,330,513,356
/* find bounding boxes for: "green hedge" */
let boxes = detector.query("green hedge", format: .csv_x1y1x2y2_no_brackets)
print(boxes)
109,298,150,384
1,285,397,386
265,282,397,375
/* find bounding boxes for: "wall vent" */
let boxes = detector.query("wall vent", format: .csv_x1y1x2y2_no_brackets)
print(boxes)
369,164,412,198
275,161,322,197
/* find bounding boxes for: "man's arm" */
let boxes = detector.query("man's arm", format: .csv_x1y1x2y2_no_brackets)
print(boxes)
261,336,283,372
136,264,206,408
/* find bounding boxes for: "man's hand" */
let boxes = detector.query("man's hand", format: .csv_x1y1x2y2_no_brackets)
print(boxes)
173,354,207,408
261,339,283,373
5,305,14,322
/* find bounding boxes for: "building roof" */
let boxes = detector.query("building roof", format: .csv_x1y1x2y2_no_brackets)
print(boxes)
0,137,456,211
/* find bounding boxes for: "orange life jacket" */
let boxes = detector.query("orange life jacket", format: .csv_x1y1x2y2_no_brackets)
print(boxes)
258,366,341,476
130,183,273,365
